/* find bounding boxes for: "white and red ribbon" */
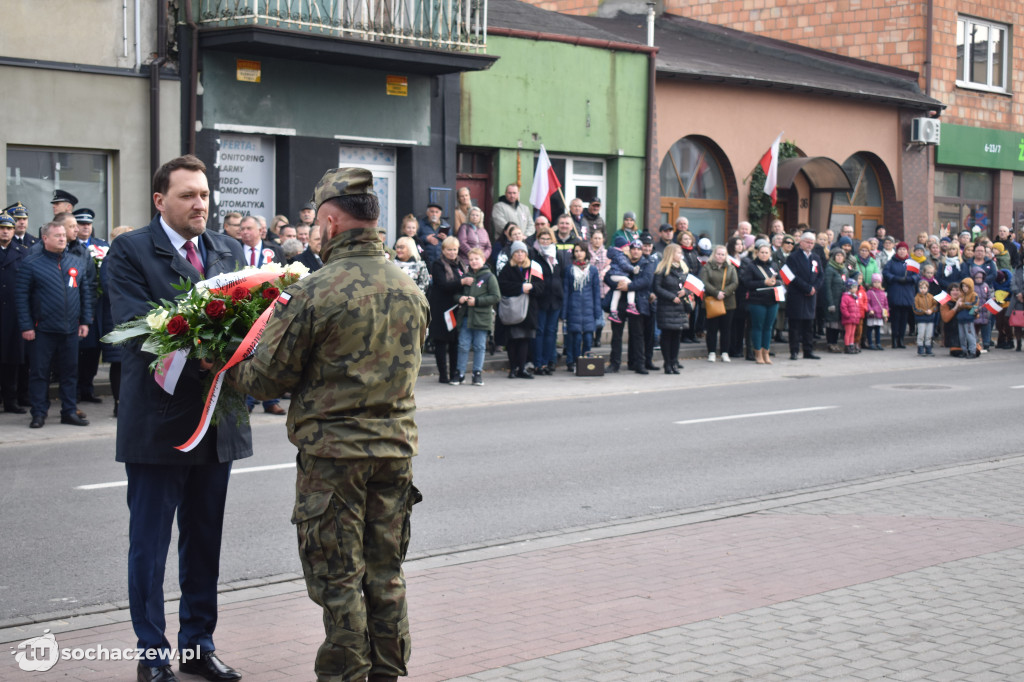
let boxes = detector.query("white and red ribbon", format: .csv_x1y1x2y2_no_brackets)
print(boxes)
68,267,79,288
154,348,189,395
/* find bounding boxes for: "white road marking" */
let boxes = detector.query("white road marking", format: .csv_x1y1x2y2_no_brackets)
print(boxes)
76,462,296,490
674,405,837,425
1011,385,1024,389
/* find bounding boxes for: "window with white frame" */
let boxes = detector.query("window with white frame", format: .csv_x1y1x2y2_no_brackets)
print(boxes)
537,155,606,220
956,16,1008,93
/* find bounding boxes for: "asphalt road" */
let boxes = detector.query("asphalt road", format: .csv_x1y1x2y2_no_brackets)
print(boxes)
1,351,1021,623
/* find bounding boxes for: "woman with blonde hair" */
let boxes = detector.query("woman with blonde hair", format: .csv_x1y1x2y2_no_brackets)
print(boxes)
651,243,692,373
427,236,467,383
456,205,491,268
699,244,738,362
393,236,430,295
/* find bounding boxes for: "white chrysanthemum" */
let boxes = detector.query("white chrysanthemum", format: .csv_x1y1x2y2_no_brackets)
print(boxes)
285,262,310,278
260,262,285,274
146,309,170,331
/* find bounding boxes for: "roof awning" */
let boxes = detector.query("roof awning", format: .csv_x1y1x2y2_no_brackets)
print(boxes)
777,157,852,191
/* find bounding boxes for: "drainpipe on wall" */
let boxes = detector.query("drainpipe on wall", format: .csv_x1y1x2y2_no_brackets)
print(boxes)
185,0,200,154
644,4,657,229
150,0,168,184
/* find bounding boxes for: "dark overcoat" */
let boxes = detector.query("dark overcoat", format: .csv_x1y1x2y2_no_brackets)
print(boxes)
0,242,28,363
105,216,253,465
784,248,825,320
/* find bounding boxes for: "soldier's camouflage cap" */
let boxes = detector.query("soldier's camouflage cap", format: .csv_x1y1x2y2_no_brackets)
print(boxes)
311,167,375,211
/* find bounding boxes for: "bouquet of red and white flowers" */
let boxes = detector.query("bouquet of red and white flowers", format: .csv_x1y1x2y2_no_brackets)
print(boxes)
102,262,309,448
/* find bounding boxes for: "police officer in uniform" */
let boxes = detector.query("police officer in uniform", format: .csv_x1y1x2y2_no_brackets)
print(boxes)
51,188,78,217
73,208,107,403
0,212,29,412
232,168,428,682
4,202,37,248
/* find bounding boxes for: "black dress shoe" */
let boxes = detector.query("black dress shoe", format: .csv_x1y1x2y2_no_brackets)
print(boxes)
138,663,179,682
567,363,576,373
179,652,241,681
790,352,799,360
607,364,620,373
61,412,90,426
507,370,516,379
79,394,103,403
29,416,45,428
645,363,659,370
4,404,27,414
634,368,649,375
515,369,534,379
803,352,821,360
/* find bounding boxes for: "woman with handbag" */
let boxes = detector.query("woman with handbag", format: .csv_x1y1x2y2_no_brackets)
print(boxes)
699,245,738,362
652,244,692,373
497,241,545,378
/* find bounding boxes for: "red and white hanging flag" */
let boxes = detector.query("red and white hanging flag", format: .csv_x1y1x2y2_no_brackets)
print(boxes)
683,274,705,297
905,260,920,274
982,298,1002,315
934,291,951,305
780,263,796,285
529,144,562,221
443,305,459,332
529,260,545,280
758,133,784,206
774,286,786,302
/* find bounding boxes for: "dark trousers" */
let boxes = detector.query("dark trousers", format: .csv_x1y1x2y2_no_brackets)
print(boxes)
126,460,232,666
789,318,815,354
705,310,734,354
78,346,101,398
890,305,912,345
29,331,78,418
729,301,748,357
17,358,30,403
643,312,656,365
609,314,644,369
109,362,122,401
1,362,20,407
660,329,681,367
507,337,530,372
433,330,459,381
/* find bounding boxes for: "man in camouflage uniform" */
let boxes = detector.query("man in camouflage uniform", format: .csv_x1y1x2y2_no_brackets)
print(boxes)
232,167,428,682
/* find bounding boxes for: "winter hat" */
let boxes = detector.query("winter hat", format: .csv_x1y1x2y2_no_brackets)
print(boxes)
754,238,770,249
871,273,883,284
613,235,629,248
859,241,872,251
837,236,853,248
896,241,909,251
623,211,637,221
640,233,654,245
629,239,643,249
697,237,712,255
913,243,927,252
742,234,756,248
992,243,1005,255
510,240,528,254
847,277,860,289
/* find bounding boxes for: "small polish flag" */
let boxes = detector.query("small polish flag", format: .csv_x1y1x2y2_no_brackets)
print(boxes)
774,287,786,302
780,264,795,285
905,260,920,274
529,260,545,280
727,255,741,268
982,298,1002,315
276,292,291,307
443,305,458,332
933,291,951,305
683,274,705,297
759,132,783,206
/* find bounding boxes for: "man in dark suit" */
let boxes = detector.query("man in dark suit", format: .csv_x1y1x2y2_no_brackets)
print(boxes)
291,224,323,272
784,231,825,360
237,214,284,268
0,212,29,413
105,155,251,682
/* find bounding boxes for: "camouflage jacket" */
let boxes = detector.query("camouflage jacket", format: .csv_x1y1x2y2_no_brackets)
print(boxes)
233,227,430,459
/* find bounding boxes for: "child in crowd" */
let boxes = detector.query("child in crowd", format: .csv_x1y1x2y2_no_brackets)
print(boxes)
840,276,863,354
956,277,979,359
912,278,937,356
940,285,963,356
454,248,500,386
971,269,992,350
864,273,889,350
851,271,868,349
605,236,639,323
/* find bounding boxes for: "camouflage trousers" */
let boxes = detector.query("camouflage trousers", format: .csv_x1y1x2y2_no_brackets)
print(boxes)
292,453,421,682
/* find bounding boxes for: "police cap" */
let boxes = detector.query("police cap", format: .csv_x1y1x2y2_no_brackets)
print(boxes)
74,208,96,223
4,202,28,218
51,189,79,206
0,212,14,228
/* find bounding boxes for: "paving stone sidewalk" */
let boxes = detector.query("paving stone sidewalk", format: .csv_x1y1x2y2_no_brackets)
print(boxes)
4,454,1022,681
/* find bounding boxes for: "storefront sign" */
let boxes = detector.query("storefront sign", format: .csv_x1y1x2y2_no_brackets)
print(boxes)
236,59,262,83
936,123,1024,171
386,75,408,96
216,134,275,215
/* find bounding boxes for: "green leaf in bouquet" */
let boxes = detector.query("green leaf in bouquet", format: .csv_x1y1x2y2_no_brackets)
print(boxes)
100,320,152,345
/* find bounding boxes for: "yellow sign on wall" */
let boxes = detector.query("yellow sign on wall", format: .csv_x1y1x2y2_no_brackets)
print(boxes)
386,75,408,96
236,59,262,83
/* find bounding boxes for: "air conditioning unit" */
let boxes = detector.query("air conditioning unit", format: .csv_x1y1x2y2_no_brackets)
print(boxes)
911,117,941,145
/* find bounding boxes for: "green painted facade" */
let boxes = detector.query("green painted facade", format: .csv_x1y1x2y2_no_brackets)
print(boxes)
936,123,1024,172
460,35,649,225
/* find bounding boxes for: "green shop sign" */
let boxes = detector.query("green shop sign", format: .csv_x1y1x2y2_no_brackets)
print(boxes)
935,123,1024,171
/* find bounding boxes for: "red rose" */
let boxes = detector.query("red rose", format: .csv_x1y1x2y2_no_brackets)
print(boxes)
166,315,189,336
230,286,251,303
205,299,227,320
262,287,280,300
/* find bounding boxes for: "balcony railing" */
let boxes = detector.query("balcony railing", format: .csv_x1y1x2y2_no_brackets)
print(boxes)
193,0,487,52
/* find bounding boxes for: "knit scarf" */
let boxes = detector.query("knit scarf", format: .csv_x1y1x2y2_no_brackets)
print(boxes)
571,263,591,291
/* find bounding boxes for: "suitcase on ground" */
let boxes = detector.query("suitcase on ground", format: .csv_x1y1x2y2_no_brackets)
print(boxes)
575,355,605,377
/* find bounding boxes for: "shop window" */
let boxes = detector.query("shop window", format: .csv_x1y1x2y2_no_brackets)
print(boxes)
6,148,110,239
956,16,1008,93
934,168,992,235
831,154,883,240
659,137,727,243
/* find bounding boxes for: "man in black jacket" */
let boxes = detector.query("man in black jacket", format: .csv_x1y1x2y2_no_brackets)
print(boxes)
15,220,94,427
784,231,824,360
